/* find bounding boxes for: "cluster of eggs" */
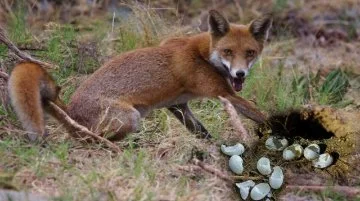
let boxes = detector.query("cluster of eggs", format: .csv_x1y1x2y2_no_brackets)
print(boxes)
266,136,334,168
221,136,335,200
221,144,283,200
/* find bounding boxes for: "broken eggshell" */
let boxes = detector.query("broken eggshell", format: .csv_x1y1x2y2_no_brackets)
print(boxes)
229,155,244,174
221,143,245,156
257,157,272,175
265,136,289,151
304,144,321,160
269,166,284,189
283,144,303,160
250,183,271,201
235,180,255,200
312,153,334,168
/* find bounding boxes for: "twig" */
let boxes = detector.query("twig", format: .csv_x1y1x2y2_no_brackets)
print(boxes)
48,101,122,153
178,163,263,182
0,26,54,69
0,71,9,81
219,96,251,143
286,185,360,198
232,175,263,181
192,159,234,182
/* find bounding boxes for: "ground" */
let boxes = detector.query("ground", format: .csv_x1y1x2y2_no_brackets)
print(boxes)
0,0,359,201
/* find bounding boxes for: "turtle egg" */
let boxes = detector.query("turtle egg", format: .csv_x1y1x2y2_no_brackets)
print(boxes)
283,144,303,160
269,166,284,189
257,157,272,175
304,144,321,160
250,183,271,201
221,143,245,156
312,153,334,168
235,180,255,200
229,155,244,174
265,136,288,151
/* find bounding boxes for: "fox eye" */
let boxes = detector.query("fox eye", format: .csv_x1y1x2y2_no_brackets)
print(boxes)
223,49,233,56
246,49,256,58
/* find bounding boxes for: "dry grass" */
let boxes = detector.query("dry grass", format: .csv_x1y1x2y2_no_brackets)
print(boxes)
0,1,359,201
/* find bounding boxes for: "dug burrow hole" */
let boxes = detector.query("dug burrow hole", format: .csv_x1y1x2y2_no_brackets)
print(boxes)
258,110,335,140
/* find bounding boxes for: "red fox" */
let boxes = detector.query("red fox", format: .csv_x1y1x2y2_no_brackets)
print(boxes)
8,10,272,141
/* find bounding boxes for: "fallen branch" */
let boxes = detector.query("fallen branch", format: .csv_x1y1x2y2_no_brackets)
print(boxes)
192,159,234,182
0,71,8,80
286,185,360,198
190,159,263,183
219,96,252,143
0,26,54,69
48,101,122,153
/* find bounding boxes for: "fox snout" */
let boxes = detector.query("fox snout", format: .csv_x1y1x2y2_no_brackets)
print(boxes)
235,69,246,78
229,63,249,79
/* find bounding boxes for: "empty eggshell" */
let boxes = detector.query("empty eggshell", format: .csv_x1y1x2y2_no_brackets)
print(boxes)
235,180,255,200
283,144,303,160
221,143,245,156
250,183,271,201
265,136,289,151
257,157,272,175
229,155,244,174
312,153,334,168
304,144,321,160
269,166,284,189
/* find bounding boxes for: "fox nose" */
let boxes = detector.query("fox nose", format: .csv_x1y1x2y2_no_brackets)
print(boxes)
236,70,246,78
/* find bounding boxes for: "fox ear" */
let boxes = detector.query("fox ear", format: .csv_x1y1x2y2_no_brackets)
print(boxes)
249,14,272,42
208,10,230,37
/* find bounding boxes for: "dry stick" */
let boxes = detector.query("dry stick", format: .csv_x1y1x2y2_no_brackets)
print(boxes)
0,26,54,69
192,159,234,182
0,71,9,80
48,102,121,153
286,185,360,198
178,163,263,183
219,96,251,143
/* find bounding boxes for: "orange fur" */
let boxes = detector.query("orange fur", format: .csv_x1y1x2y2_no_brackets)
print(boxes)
8,10,271,141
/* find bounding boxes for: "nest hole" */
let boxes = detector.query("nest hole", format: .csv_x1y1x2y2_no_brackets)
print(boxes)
260,110,335,140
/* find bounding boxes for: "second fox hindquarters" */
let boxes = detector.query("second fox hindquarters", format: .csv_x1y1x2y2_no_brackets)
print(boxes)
8,10,272,141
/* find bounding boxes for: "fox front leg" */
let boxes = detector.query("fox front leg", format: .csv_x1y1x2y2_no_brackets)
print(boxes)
222,95,266,123
168,103,211,139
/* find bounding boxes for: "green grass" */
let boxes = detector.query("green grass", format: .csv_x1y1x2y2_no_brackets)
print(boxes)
7,2,32,45
241,58,351,114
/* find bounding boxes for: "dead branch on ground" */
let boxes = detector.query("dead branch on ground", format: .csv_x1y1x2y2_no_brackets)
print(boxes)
0,26,54,69
185,159,262,183
0,71,8,80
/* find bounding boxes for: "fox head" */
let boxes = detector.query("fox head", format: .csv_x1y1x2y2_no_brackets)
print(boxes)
208,10,272,92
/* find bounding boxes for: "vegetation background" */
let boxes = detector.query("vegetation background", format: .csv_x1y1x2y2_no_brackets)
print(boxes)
0,0,359,200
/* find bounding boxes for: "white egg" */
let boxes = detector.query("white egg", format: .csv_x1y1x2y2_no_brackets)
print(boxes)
229,155,244,175
283,144,303,160
265,136,288,151
312,153,334,168
250,183,271,201
235,180,255,200
221,143,245,156
269,166,284,189
304,144,321,160
257,157,272,175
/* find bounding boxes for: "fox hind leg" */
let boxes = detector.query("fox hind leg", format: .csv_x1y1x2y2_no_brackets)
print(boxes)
99,102,141,141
